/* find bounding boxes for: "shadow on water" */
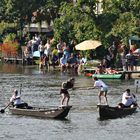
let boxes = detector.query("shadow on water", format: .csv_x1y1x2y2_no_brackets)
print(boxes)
97,117,110,126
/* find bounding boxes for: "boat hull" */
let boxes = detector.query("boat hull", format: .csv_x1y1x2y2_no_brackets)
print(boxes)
98,105,137,119
9,106,72,119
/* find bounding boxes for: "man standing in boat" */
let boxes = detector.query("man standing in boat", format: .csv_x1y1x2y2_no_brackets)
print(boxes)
60,78,75,106
89,77,108,105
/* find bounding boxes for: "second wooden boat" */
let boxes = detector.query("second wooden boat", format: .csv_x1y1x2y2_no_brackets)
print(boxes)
98,105,137,120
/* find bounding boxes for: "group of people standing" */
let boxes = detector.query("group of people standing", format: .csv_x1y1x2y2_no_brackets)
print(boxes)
94,42,138,76
24,36,87,73
37,38,80,72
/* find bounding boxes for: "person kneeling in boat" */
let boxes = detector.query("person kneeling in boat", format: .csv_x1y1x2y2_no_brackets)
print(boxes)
118,89,137,108
60,78,75,106
10,89,28,109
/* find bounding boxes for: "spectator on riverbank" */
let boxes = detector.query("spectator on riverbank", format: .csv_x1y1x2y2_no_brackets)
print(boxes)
51,48,59,69
60,54,67,72
67,53,79,72
44,39,52,59
57,39,64,63
38,41,44,57
126,50,136,71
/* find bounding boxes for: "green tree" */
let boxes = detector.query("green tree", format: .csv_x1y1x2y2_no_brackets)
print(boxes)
2,0,43,29
0,0,5,20
53,1,101,43
108,12,138,45
103,0,140,45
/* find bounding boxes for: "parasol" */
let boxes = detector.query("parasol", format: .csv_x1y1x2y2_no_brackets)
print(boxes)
75,40,102,50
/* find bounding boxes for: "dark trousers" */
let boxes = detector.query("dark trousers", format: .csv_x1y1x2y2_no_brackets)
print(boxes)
15,103,28,109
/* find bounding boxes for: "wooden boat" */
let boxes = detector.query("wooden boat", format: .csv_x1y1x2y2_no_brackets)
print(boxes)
98,105,137,119
92,73,125,79
9,105,72,119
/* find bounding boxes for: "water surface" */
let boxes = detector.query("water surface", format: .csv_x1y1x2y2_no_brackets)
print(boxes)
0,64,140,140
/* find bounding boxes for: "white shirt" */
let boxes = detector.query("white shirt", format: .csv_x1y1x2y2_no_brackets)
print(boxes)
44,43,51,56
38,44,44,52
131,93,137,103
10,94,23,105
57,43,63,53
122,92,133,106
94,79,108,88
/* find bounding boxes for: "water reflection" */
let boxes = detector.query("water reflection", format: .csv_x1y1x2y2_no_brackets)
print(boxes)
97,118,110,126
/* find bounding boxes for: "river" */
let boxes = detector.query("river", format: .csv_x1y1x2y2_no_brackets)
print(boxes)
0,64,140,140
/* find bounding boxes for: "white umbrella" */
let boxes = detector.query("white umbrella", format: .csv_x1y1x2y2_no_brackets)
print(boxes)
75,40,102,51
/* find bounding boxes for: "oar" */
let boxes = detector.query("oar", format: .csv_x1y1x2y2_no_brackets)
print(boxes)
0,102,12,113
19,84,22,95
70,86,94,90
136,104,140,109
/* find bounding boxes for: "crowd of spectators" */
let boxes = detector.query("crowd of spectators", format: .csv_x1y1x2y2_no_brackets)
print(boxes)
23,35,139,73
23,35,86,73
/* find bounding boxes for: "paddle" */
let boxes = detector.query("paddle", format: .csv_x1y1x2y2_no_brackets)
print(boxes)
136,104,140,109
19,84,22,95
70,86,94,90
0,102,12,113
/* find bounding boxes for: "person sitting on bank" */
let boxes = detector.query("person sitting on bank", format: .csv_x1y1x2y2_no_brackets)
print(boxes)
10,89,28,109
105,67,119,74
67,53,79,72
95,65,106,74
118,89,137,108
60,78,75,106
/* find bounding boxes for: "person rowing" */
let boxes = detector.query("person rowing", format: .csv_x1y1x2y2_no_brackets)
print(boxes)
10,89,28,109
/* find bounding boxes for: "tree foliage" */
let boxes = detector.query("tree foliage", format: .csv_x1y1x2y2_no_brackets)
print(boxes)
53,1,101,43
103,0,140,45
0,0,139,48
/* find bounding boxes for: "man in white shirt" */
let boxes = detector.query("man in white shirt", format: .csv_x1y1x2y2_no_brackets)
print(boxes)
10,89,28,108
118,89,137,108
91,77,108,105
44,39,52,57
